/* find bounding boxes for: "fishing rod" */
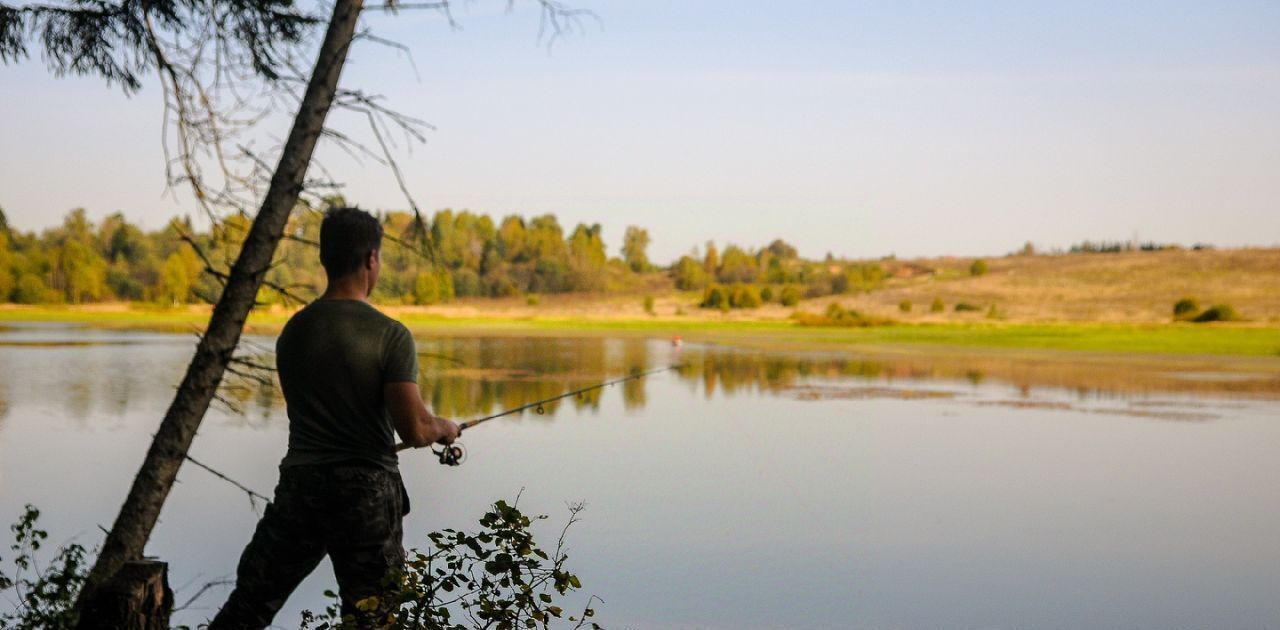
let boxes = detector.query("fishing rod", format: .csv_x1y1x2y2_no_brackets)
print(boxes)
400,364,683,466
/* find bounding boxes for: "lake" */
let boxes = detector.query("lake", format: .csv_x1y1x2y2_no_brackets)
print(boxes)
1,322,1278,629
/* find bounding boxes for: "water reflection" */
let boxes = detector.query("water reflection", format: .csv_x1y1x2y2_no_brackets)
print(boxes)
3,325,1280,628
1,325,1277,425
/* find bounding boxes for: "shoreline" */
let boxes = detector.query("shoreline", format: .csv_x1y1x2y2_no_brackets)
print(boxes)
2,303,1279,358
3,304,1278,400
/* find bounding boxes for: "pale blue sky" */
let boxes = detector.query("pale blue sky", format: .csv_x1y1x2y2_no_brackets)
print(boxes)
2,0,1278,262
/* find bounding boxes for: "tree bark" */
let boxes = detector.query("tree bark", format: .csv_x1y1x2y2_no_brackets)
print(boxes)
77,560,172,630
75,0,366,613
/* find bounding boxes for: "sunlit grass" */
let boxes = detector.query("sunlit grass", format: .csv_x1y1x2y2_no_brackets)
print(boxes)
5,305,1275,357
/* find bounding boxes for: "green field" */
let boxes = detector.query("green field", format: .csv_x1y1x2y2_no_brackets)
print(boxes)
4,306,1279,358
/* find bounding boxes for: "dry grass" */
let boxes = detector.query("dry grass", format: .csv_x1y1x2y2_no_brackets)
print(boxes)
835,247,1280,323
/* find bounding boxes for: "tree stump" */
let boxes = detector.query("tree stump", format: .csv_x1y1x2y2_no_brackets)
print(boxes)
76,560,173,630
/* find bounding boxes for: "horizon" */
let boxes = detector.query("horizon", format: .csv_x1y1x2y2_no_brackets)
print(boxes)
0,205,1262,266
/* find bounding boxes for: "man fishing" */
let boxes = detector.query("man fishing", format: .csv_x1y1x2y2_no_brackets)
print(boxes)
210,207,460,628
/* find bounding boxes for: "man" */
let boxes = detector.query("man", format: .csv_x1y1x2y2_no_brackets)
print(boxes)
210,207,460,628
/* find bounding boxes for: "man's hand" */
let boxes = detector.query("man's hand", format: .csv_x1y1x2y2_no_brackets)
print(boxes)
436,417,461,445
386,381,459,449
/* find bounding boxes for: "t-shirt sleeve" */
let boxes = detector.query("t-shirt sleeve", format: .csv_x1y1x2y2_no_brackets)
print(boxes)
382,322,419,383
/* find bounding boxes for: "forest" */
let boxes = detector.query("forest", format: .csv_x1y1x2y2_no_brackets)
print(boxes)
0,205,883,308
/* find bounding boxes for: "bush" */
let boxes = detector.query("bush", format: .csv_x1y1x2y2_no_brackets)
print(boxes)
12,274,51,304
701,284,730,311
643,294,655,315
526,293,540,306
954,302,981,312
760,286,774,302
930,297,944,313
1173,297,1200,320
1193,304,1240,323
729,284,762,309
791,303,889,327
302,500,602,629
779,285,802,307
969,259,988,276
899,300,912,313
1,505,89,629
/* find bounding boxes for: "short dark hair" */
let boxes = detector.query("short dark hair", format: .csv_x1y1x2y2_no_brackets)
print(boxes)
319,207,383,279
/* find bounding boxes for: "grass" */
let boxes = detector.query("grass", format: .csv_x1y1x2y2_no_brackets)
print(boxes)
6,305,1277,357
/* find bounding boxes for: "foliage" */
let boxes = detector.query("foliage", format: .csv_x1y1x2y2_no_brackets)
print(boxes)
1192,304,1240,323
0,505,89,630
898,300,912,313
791,303,887,327
779,285,801,307
843,263,885,293
671,256,708,291
699,284,765,310
969,259,988,277
301,500,602,630
0,0,316,94
954,302,981,312
930,297,945,313
621,227,651,273
728,284,762,309
643,295,655,315
1069,240,1180,254
700,285,730,312
0,209,640,305
1173,297,1200,320
759,286,773,302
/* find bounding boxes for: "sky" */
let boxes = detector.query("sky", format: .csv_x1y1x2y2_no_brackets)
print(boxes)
1,0,1278,263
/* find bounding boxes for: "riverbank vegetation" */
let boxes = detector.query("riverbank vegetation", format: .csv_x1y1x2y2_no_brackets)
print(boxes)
2,205,1278,336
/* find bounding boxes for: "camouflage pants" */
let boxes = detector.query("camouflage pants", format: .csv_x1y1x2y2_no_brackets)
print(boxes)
208,463,408,629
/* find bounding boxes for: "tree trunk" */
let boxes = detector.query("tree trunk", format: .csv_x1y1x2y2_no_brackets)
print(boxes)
77,560,172,630
75,0,366,613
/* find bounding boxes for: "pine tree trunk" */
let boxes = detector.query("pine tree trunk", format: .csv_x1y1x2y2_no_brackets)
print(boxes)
75,0,366,614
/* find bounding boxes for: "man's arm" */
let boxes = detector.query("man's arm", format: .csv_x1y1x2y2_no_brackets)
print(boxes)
385,382,460,449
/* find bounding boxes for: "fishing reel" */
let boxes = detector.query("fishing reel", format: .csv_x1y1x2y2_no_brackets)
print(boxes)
434,442,467,466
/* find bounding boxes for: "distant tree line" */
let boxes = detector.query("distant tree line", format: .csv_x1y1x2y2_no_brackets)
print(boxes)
1066,239,1211,254
0,205,903,308
672,239,888,310
0,205,670,305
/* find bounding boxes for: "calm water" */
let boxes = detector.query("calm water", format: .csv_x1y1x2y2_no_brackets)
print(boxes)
1,322,1278,629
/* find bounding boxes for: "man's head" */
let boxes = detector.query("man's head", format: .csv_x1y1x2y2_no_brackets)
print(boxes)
319,207,383,294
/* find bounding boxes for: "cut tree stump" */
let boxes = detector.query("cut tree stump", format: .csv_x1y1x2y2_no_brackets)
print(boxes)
76,559,173,630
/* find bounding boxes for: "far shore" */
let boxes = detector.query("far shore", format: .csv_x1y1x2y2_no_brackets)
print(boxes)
2,302,1279,360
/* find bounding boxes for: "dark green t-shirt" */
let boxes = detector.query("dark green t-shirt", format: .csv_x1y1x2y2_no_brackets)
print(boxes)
276,299,418,471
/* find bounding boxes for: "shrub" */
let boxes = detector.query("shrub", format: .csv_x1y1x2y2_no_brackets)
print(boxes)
526,293,540,306
302,500,601,629
985,304,1004,319
954,302,981,312
899,300,912,313
791,303,889,327
643,294,655,315
701,284,730,311
831,273,849,294
1193,304,1240,323
1173,297,1200,320
1,505,89,629
760,286,774,302
930,297,944,313
779,285,802,307
729,284,762,309
969,259,988,276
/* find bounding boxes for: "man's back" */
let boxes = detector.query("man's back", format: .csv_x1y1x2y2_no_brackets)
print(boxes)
276,299,418,471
